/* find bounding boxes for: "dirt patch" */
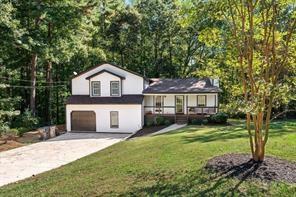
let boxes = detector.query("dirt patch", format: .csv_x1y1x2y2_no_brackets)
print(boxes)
206,153,296,183
130,125,169,138
0,131,43,152
0,140,24,152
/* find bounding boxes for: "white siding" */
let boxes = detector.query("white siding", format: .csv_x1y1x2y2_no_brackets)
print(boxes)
163,95,175,114
89,72,121,97
188,95,196,106
72,64,144,95
207,94,216,106
66,104,142,133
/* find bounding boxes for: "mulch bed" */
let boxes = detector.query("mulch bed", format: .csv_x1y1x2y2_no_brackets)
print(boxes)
130,125,169,138
205,153,296,183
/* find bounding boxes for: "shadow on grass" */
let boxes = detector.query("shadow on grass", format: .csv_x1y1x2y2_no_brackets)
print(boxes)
181,122,294,144
182,127,248,143
122,162,264,196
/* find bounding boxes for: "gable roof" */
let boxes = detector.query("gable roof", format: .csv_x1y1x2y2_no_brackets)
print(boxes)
72,63,144,80
85,69,126,80
143,78,222,94
66,95,144,105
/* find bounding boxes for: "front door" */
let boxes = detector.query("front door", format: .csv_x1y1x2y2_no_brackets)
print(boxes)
175,96,184,114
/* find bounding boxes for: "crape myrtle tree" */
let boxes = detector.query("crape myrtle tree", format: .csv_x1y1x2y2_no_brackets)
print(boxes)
221,0,296,161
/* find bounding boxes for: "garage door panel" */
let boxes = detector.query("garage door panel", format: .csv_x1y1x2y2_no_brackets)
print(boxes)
71,111,96,132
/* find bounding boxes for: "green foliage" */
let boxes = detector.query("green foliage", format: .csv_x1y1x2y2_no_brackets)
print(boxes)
155,115,166,126
164,119,172,126
190,118,204,125
145,119,154,127
0,67,20,134
145,116,172,127
15,127,30,137
220,103,246,119
208,112,228,124
12,109,39,131
0,121,10,135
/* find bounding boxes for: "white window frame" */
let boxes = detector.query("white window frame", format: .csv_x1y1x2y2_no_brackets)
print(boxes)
110,81,120,96
110,111,119,128
91,81,101,96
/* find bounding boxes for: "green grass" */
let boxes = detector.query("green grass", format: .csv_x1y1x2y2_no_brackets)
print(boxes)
1,120,295,196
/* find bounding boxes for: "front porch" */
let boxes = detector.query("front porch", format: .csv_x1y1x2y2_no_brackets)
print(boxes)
143,94,219,123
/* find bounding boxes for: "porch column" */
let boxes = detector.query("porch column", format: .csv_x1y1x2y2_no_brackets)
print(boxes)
214,94,217,113
152,95,155,114
186,95,189,122
174,95,176,122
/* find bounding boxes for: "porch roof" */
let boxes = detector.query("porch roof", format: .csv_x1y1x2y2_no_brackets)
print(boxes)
143,78,222,94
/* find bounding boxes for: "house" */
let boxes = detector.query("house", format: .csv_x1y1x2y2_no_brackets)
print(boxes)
66,63,221,133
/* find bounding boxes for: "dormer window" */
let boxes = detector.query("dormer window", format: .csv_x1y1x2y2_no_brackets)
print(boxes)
91,81,101,96
110,81,120,96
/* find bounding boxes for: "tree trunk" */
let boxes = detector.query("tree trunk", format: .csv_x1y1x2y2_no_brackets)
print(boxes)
45,21,53,124
253,135,265,162
120,50,124,67
45,60,52,124
55,64,59,124
30,53,37,115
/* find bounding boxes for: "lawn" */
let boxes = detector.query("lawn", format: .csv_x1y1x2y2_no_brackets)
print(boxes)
0,120,295,196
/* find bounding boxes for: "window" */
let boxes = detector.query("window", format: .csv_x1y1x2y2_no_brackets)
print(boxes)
110,111,119,128
197,95,206,107
110,81,120,96
155,96,162,108
91,81,100,96
155,96,162,112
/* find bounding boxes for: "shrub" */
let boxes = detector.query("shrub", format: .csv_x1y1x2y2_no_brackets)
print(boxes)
16,127,30,137
190,118,204,125
155,115,166,126
208,112,228,124
202,118,208,125
7,128,18,136
0,121,9,134
145,119,154,127
12,109,39,131
164,119,171,126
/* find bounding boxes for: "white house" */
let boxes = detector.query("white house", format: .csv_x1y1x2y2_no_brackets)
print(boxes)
66,63,221,133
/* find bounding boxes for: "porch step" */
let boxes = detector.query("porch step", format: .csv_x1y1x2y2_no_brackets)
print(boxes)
175,115,188,124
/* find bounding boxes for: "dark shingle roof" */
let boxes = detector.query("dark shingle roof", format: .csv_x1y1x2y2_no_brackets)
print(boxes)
143,78,222,94
66,95,144,105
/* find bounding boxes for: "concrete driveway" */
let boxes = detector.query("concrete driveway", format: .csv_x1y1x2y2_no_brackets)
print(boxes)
0,132,130,187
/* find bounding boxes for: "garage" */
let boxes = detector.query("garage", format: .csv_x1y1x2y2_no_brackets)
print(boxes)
71,111,96,132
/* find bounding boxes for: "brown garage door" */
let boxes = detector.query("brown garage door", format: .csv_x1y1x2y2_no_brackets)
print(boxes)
71,111,96,132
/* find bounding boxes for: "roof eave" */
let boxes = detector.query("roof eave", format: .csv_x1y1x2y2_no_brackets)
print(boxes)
142,91,222,94
85,69,126,80
71,62,144,80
